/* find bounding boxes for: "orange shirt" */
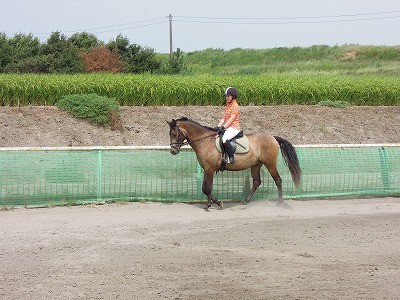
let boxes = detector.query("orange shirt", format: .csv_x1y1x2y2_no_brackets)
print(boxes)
224,99,241,130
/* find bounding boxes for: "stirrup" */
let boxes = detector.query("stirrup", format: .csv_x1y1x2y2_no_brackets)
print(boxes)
228,157,236,164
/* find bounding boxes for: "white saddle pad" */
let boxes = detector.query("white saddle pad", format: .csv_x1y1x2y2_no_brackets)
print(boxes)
215,135,250,154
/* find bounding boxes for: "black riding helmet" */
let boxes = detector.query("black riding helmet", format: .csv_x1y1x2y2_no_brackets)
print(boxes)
224,87,238,99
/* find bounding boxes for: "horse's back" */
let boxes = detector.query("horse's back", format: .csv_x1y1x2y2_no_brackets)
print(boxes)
247,132,279,146
246,132,280,161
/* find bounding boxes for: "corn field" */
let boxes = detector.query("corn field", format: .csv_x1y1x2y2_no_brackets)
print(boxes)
1,74,399,106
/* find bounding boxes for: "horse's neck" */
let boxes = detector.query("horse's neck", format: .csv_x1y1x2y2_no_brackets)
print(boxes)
179,121,215,161
179,121,211,143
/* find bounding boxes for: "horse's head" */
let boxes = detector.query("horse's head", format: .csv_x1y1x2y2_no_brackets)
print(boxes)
167,119,186,155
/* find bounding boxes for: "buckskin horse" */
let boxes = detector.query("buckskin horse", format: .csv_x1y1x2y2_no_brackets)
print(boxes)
168,117,301,209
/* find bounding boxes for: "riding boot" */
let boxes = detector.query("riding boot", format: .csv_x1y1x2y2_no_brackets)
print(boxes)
223,141,236,164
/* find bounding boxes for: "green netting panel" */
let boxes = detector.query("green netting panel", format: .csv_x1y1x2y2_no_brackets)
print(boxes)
1,146,399,208
292,147,400,198
0,150,99,207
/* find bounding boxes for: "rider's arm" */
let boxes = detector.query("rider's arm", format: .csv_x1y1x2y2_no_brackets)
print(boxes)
218,118,225,127
223,114,237,128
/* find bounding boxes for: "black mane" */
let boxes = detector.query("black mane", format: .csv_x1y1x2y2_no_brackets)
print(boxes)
176,116,217,131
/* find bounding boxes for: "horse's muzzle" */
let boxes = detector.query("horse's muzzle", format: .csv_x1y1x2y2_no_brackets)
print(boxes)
170,148,180,155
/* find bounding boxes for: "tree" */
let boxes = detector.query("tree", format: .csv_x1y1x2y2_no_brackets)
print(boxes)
7,33,41,62
52,46,84,73
40,31,68,55
1,31,161,74
81,46,125,73
68,32,101,50
166,48,186,74
123,44,161,73
0,33,12,72
9,55,52,73
40,31,83,73
3,33,42,73
107,34,130,57
107,35,161,73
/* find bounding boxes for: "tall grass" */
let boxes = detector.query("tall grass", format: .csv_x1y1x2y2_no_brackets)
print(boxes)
181,45,400,75
1,73,399,106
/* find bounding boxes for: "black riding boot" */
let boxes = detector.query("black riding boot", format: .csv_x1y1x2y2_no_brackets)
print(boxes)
223,141,236,164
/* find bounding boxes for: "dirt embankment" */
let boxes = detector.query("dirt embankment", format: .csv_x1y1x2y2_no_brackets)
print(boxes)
1,105,399,147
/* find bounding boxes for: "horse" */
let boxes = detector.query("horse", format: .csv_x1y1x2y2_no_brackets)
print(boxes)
167,117,301,209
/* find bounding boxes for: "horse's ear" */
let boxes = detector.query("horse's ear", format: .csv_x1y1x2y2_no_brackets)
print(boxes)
167,119,176,127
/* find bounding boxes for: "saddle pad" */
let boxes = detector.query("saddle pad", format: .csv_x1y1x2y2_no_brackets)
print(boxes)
215,135,250,154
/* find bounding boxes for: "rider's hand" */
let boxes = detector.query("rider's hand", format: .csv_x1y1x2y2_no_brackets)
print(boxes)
218,126,225,134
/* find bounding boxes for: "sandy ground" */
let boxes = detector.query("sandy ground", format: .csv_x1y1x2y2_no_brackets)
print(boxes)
1,198,400,300
1,105,400,147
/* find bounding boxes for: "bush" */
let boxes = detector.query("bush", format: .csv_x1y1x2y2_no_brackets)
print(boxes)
81,46,125,73
57,93,121,126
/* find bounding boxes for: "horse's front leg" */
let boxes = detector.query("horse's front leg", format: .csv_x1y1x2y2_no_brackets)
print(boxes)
202,169,223,210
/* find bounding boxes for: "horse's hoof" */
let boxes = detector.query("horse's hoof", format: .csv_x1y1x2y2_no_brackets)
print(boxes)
218,201,223,210
203,206,210,211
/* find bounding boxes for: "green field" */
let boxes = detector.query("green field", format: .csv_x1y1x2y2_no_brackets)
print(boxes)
1,45,400,106
1,73,400,106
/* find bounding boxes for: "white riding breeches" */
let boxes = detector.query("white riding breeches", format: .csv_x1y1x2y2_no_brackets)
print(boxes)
222,127,240,143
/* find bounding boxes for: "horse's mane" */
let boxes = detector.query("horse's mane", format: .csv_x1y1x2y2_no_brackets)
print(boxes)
176,116,217,131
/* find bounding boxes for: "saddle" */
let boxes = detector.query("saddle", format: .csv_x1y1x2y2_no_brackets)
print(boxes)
215,130,249,172
215,130,250,154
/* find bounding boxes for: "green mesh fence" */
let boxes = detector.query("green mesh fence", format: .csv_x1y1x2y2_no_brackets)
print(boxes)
1,145,399,208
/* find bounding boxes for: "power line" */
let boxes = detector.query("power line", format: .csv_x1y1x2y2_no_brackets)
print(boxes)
90,21,167,35
32,17,166,36
175,10,400,21
174,14,400,25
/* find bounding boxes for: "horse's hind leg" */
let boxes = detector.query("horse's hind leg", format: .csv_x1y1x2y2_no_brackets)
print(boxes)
264,163,283,205
242,164,262,205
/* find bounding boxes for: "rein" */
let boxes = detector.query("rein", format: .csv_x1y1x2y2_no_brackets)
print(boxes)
170,126,217,147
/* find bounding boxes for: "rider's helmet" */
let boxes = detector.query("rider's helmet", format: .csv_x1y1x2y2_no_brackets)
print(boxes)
224,87,238,99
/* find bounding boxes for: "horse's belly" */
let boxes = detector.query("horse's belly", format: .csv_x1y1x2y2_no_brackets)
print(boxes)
224,153,259,171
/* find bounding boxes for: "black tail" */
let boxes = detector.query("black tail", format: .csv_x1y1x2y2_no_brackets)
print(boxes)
274,136,301,188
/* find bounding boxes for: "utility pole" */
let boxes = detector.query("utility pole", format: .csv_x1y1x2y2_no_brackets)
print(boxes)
167,14,173,58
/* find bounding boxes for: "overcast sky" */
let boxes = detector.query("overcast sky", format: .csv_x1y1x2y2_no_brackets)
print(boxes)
1,0,400,53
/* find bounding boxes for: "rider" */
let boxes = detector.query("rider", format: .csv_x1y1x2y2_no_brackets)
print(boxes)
217,87,241,164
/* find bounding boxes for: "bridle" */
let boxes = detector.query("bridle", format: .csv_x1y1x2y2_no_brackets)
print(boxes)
170,124,187,151
170,124,217,151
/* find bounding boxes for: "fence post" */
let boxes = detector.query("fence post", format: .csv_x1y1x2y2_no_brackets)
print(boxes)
97,149,102,201
378,147,390,191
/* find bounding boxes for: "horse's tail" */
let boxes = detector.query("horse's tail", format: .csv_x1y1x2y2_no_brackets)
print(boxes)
274,136,301,188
